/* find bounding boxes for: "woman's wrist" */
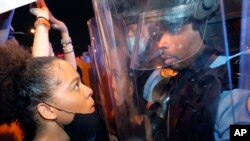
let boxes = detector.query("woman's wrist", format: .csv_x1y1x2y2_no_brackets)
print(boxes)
62,45,74,54
34,17,51,30
61,37,73,53
61,32,70,39
61,37,72,46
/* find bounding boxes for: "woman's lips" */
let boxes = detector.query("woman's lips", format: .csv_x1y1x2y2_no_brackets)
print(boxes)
90,104,95,112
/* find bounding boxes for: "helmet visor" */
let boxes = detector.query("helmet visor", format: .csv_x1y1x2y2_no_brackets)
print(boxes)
130,3,207,70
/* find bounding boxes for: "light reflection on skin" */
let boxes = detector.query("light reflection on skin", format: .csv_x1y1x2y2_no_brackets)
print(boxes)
156,23,205,70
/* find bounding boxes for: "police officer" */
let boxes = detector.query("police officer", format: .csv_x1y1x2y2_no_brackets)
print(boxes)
130,0,242,140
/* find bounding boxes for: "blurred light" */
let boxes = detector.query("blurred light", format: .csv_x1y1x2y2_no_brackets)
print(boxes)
30,28,35,34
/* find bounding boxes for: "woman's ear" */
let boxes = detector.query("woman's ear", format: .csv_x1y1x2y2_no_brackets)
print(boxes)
37,103,57,120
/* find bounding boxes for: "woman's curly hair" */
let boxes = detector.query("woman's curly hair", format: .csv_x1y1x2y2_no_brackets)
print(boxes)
0,45,31,123
0,45,36,141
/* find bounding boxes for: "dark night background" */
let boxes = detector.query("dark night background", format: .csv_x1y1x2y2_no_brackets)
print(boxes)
12,0,94,56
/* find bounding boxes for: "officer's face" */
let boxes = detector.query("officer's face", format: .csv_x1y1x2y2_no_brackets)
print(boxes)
157,23,203,69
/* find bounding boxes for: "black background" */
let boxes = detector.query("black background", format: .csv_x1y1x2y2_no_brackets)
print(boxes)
12,0,94,56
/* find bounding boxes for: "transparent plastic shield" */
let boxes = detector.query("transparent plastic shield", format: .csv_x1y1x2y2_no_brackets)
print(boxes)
214,0,250,140
87,18,118,139
92,0,146,140
91,0,250,140
232,0,250,126
238,0,250,90
130,2,207,70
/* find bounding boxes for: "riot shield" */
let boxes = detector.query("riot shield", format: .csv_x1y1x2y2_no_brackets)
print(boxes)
134,0,246,140
214,0,250,140
91,0,146,140
87,17,118,140
90,0,246,141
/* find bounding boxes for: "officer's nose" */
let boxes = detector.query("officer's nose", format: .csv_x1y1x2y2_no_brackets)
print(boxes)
157,32,171,49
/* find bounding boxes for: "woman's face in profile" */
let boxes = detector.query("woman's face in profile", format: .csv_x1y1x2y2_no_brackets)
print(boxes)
109,48,132,106
49,60,95,115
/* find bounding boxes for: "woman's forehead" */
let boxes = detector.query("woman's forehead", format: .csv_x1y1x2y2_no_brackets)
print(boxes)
53,60,65,71
52,59,71,71
50,60,79,86
50,60,77,80
62,60,78,72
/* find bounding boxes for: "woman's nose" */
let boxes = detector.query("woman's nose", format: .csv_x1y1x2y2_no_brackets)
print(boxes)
83,85,93,98
111,76,116,90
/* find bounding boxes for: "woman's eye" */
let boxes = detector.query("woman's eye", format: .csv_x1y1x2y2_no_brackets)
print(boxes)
114,73,120,81
74,82,80,90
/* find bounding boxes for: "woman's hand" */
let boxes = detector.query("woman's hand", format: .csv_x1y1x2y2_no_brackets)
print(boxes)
29,0,49,20
50,14,68,34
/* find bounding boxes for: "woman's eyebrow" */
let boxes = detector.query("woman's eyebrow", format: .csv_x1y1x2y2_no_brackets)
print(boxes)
69,76,79,86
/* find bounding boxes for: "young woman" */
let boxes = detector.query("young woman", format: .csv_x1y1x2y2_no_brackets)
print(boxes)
0,46,99,141
18,56,99,141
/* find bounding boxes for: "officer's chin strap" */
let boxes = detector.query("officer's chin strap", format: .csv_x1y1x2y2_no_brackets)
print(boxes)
209,49,250,69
